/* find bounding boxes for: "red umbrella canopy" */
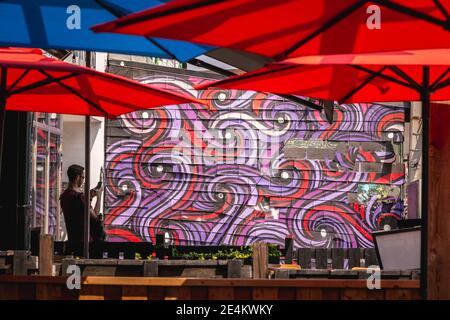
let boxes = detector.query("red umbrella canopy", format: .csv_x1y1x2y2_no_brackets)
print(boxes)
93,0,450,60
0,48,202,118
195,49,450,103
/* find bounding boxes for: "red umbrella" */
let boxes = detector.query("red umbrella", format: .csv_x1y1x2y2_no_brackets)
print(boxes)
195,49,450,103
196,48,450,298
0,47,202,258
0,48,201,117
92,0,450,60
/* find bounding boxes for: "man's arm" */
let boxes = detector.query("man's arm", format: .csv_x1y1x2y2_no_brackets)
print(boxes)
90,187,103,219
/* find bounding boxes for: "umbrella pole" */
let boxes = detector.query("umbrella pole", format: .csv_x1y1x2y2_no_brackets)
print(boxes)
420,66,430,300
84,51,92,259
83,115,91,258
0,67,7,184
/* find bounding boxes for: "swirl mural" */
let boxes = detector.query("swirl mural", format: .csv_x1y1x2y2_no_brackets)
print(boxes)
105,75,405,248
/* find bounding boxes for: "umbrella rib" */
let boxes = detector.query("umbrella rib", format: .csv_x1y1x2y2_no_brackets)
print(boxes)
278,94,322,111
8,69,31,92
433,77,450,91
200,64,299,90
387,66,421,90
113,0,226,28
339,66,389,102
372,0,449,29
349,65,418,91
93,0,128,18
431,67,450,91
145,37,178,60
38,70,108,117
433,0,450,20
9,73,79,96
94,0,178,60
277,0,368,60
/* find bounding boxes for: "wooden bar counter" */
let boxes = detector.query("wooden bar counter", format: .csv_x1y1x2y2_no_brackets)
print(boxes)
0,275,420,300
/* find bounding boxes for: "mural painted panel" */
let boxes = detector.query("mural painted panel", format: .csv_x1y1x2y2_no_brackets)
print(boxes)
105,75,405,248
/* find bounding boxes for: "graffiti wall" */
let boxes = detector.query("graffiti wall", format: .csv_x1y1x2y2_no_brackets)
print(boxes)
105,74,405,248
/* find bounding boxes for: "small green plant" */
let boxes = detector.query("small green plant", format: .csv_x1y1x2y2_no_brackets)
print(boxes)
268,244,282,257
134,253,142,260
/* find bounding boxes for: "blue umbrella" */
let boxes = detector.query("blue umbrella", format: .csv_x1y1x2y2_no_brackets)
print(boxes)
0,0,212,61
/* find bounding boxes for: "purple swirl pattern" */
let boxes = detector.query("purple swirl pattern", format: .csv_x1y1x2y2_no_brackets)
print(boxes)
104,76,405,248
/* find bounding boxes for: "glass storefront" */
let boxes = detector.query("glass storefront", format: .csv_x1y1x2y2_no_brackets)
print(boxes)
30,113,64,240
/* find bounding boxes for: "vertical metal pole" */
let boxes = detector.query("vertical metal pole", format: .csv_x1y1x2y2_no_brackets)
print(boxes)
84,115,90,258
43,129,50,235
0,67,7,182
55,134,62,241
420,66,430,300
31,126,37,228
84,51,92,258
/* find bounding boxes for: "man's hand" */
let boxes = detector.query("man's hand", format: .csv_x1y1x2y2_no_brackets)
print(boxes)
89,188,97,199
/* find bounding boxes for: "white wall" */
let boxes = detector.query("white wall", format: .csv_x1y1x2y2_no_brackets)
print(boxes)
61,52,107,195
61,116,104,189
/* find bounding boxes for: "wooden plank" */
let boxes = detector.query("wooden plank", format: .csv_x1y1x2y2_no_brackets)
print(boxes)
297,248,312,269
331,249,345,269
233,287,252,300
0,283,19,299
13,251,28,275
61,286,81,300
39,235,53,276
208,287,234,300
0,276,421,300
296,288,310,300
147,286,166,300
429,102,450,299
321,288,340,300
252,288,278,300
252,242,268,279
79,276,419,289
143,261,158,277
309,288,324,299
364,248,379,267
385,289,420,300
79,285,105,300
277,288,296,300
315,248,327,269
227,260,242,278
348,248,361,269
341,288,368,300
285,237,294,264
366,289,386,300
36,284,62,300
18,283,36,300
190,287,208,300
103,286,122,300
122,286,148,300
165,287,192,300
